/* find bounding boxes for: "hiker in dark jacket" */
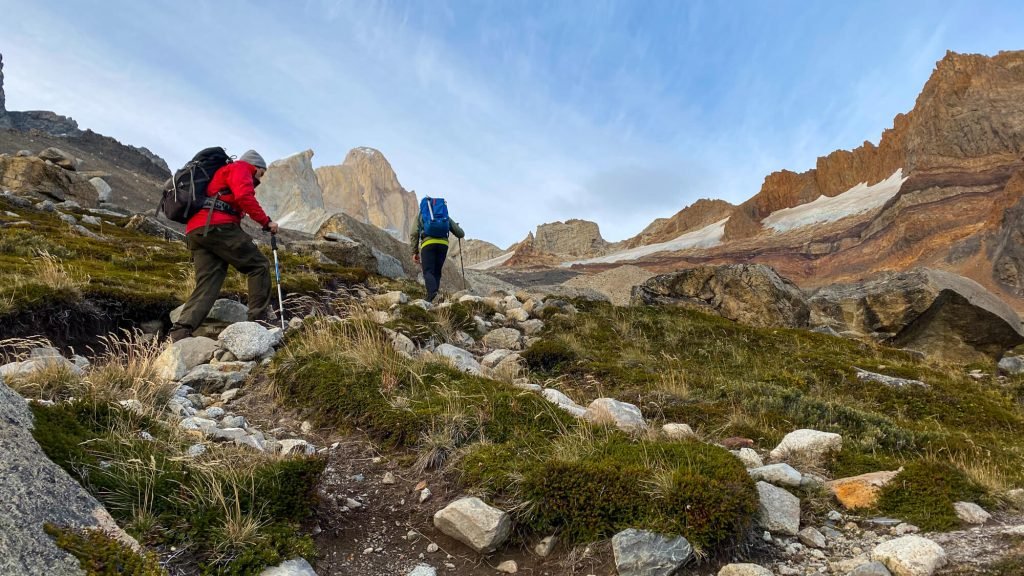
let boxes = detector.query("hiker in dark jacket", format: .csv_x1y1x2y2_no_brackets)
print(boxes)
411,202,465,303
169,150,278,342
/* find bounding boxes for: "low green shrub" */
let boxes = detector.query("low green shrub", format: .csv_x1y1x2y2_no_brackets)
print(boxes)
522,338,577,372
876,460,986,531
44,524,166,576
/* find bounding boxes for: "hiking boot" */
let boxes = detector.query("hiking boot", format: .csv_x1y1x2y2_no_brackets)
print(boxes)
168,327,192,342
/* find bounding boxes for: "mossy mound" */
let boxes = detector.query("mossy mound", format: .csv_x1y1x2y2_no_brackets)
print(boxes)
31,398,322,575
462,432,757,549
876,460,986,531
522,338,577,373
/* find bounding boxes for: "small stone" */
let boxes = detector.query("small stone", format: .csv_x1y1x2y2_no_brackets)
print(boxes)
345,498,362,510
893,523,919,536
534,535,557,557
495,560,518,573
584,397,646,431
426,543,439,553
221,388,241,402
406,565,437,576
382,472,397,484
798,526,826,549
849,561,894,576
221,415,247,428
362,547,374,555
419,488,432,503
278,438,315,456
661,423,695,439
186,444,206,458
300,420,313,434
749,463,803,488
202,406,225,419
718,564,773,576
732,447,763,468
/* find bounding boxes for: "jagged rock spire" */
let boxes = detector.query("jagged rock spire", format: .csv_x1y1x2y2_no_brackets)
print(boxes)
0,52,6,112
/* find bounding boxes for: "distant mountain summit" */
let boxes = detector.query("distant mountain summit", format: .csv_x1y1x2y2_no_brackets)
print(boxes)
317,147,418,240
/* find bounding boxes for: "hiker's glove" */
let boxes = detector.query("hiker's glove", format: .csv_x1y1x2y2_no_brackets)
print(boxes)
264,222,280,234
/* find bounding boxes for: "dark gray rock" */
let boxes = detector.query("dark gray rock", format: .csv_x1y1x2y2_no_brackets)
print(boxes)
631,264,810,328
0,379,138,575
611,528,692,576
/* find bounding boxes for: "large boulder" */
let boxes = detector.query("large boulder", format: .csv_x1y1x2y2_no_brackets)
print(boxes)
259,557,319,575
827,470,901,510
717,565,773,576
0,380,139,575
0,155,98,206
434,344,483,375
317,212,464,286
154,336,219,381
631,264,810,328
584,398,646,431
432,497,511,553
809,268,1024,362
218,322,275,361
611,528,692,576
755,481,800,536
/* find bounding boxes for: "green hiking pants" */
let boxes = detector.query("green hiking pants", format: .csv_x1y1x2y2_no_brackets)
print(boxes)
173,224,271,331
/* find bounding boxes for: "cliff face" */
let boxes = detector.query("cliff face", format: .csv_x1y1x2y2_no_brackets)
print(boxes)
255,150,331,234
724,50,1024,241
316,147,419,240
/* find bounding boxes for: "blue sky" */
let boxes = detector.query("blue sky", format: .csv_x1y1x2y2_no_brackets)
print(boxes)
3,0,1022,246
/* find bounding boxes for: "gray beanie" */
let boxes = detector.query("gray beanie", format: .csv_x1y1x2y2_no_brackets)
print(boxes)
239,149,267,170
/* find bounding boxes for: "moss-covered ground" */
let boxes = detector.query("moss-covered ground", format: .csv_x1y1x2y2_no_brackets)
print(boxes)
274,298,1024,554
0,196,367,345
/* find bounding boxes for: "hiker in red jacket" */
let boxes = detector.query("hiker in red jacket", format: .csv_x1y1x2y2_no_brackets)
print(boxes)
169,150,279,342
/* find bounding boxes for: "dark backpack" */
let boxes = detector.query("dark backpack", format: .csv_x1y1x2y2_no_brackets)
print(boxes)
158,147,235,224
419,196,450,238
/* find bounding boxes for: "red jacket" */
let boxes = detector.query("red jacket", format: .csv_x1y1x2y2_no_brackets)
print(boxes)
185,161,272,234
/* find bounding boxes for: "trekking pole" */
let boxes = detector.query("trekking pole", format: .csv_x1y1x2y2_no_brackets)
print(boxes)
458,237,467,291
270,233,285,331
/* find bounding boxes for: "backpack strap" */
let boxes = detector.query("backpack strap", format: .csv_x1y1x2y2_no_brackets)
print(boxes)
201,189,240,236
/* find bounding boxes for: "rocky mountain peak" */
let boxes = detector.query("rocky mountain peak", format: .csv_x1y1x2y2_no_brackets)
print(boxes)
533,219,608,257
316,147,418,239
1,52,6,113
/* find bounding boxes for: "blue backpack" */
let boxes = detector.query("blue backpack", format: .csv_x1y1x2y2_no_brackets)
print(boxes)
420,197,450,239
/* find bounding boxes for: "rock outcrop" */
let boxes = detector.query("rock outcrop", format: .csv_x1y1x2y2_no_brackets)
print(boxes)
0,154,99,207
316,147,418,240
316,212,463,287
0,380,138,575
447,238,506,267
631,264,810,328
810,268,1024,362
256,150,331,234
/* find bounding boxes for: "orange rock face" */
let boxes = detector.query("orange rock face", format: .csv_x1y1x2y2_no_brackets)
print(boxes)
626,199,735,248
827,470,902,510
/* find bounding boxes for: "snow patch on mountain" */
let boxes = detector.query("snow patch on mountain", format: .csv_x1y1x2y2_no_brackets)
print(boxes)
565,218,729,266
469,250,515,270
762,169,907,232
